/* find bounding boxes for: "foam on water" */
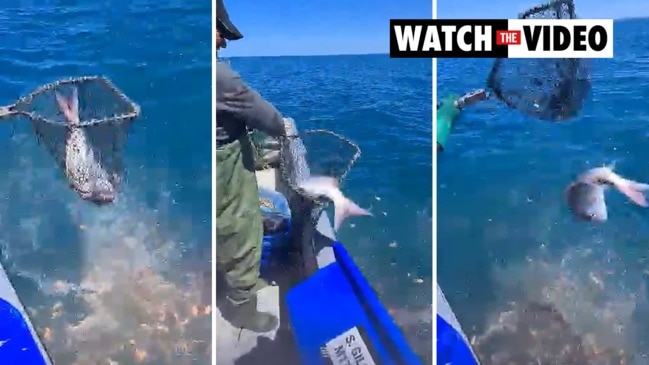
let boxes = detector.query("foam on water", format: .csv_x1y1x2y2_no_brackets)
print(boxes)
488,239,648,360
0,130,210,365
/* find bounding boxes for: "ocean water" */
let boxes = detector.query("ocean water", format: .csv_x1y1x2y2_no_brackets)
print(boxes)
227,54,434,358
438,18,649,361
0,2,211,364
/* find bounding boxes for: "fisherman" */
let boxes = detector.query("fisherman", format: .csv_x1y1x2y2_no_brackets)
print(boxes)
216,0,285,332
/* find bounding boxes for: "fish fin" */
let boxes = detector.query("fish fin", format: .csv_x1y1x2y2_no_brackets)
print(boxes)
605,160,617,171
615,179,648,207
56,91,79,125
333,197,372,231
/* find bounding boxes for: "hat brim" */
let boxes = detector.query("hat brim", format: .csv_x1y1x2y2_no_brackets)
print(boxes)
216,0,243,40
217,18,243,40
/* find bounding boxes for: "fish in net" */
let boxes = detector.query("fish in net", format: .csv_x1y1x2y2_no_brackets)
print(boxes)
275,119,361,269
279,124,361,216
0,76,140,204
486,0,592,122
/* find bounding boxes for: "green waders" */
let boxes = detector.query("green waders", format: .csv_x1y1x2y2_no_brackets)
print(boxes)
437,94,461,151
216,135,278,332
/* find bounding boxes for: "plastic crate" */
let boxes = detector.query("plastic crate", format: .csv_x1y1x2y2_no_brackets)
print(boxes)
286,242,422,365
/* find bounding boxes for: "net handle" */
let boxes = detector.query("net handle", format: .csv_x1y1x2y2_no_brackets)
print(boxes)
455,88,490,109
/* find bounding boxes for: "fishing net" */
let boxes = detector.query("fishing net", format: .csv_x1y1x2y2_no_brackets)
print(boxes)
277,119,360,268
486,0,592,122
0,76,141,187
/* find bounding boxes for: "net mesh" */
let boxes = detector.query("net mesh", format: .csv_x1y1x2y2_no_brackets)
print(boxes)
486,0,592,122
7,76,141,188
277,119,360,261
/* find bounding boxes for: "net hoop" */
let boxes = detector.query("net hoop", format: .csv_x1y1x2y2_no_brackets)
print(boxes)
12,75,141,127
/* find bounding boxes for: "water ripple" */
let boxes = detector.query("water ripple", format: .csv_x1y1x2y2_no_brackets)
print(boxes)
230,54,433,359
439,18,649,360
0,1,211,364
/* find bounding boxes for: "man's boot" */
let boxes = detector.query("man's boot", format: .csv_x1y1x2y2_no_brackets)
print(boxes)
223,296,278,333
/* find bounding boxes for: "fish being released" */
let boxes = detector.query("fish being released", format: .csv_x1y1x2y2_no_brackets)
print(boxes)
298,176,371,230
56,87,116,204
565,164,649,221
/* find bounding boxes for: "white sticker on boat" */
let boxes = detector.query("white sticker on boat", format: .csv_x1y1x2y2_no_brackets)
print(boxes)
324,326,376,365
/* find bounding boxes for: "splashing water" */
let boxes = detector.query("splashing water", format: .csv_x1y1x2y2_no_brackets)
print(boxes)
0,128,211,365
486,240,649,362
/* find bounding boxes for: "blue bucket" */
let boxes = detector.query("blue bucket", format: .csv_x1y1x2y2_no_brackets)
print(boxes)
259,188,291,264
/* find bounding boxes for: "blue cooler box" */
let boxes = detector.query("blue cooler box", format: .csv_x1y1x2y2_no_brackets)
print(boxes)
286,242,422,365
0,298,50,364
437,314,479,364
259,188,291,265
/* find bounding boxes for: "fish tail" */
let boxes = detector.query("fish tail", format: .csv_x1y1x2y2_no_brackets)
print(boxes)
628,180,649,191
55,91,69,121
56,87,80,126
71,86,79,113
615,178,649,207
333,196,372,231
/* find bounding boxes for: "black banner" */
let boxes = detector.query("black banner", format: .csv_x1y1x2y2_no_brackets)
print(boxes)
389,19,510,58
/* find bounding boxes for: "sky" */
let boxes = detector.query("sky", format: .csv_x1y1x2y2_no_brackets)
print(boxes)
221,0,431,57
221,0,648,57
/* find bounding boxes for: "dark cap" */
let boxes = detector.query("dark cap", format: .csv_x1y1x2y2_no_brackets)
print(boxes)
216,0,243,40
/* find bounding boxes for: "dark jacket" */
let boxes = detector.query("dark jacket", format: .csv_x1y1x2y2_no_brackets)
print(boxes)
216,61,286,145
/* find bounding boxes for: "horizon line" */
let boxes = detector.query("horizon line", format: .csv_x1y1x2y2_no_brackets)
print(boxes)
224,52,389,59
222,16,647,59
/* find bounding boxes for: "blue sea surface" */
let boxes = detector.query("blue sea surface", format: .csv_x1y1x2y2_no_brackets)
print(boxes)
438,18,649,360
227,54,433,358
0,2,211,364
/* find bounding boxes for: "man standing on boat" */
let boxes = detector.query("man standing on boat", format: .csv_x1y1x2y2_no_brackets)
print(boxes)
215,0,285,333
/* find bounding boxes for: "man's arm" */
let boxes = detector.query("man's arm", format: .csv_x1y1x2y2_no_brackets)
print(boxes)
217,63,286,138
